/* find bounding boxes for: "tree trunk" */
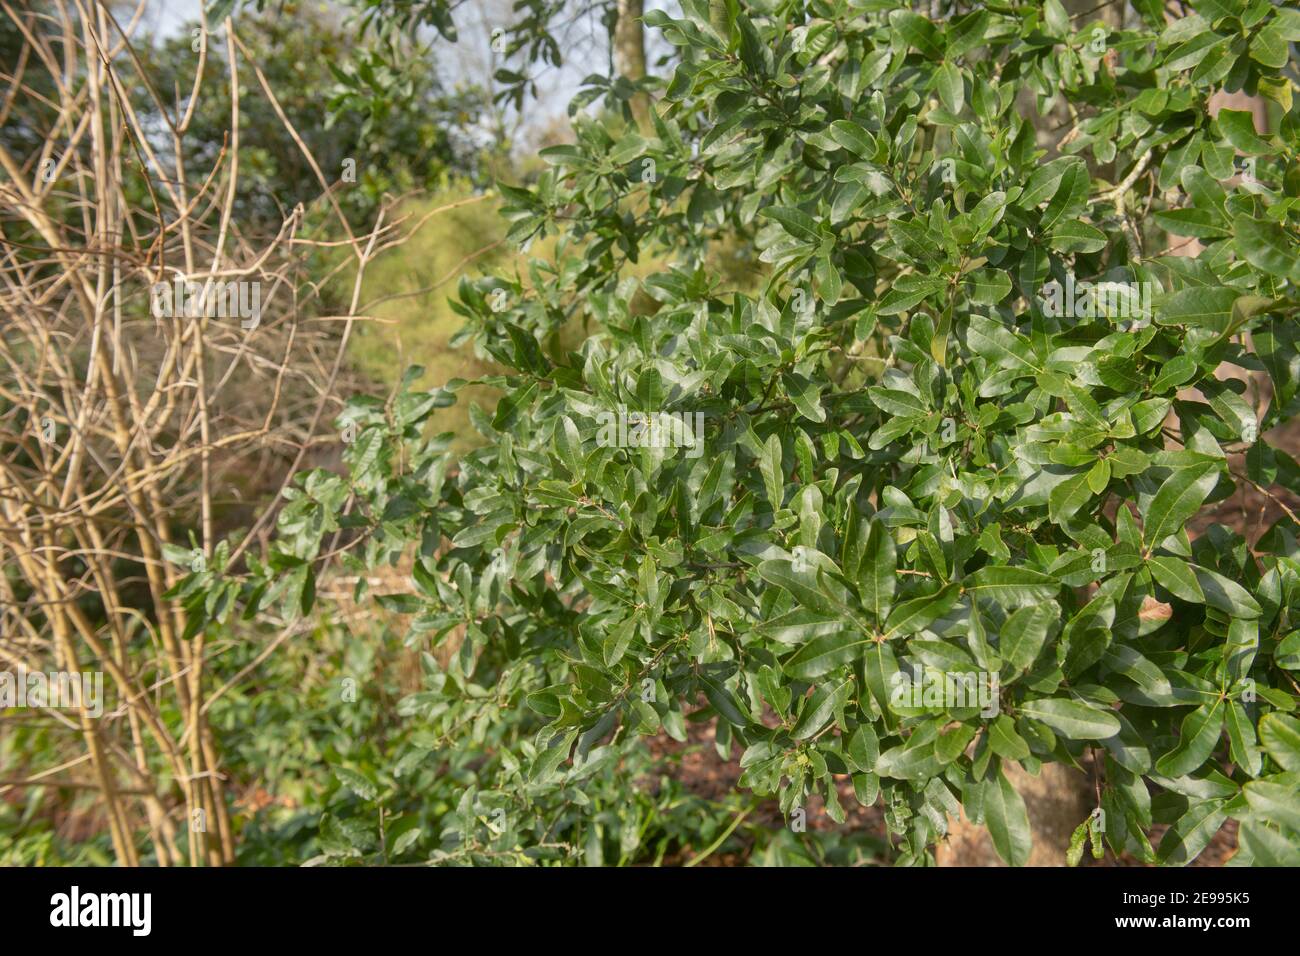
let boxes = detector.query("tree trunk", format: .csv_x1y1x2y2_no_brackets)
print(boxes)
937,762,1093,866
614,0,651,132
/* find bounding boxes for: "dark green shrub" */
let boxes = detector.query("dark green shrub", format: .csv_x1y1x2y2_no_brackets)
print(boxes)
194,0,1300,866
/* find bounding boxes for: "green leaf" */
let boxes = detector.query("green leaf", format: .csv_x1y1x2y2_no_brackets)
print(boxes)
875,741,941,780
1048,471,1094,525
602,615,639,667
867,386,929,417
1191,565,1262,619
852,772,881,807
1048,220,1107,254
848,723,880,772
1155,207,1230,239
1040,163,1088,230
1259,712,1300,772
555,415,585,479
760,433,784,509
983,767,1032,866
784,631,870,680
1020,697,1121,739
760,205,821,242
828,120,875,157
757,559,844,618
1164,30,1226,72
1154,703,1223,777
700,674,749,727
784,372,826,423
1233,215,1300,280
935,62,964,114
1243,780,1300,831
1180,164,1226,215
791,679,849,739
1142,462,1219,550
967,316,1034,371
1226,702,1262,777
936,723,977,763
531,730,577,781
858,518,896,622
964,566,1058,605
884,583,960,637
1147,555,1205,602
988,715,1030,760
966,268,1012,304
1157,799,1227,865
161,542,198,568
333,767,379,802
205,0,239,21
1239,821,1300,865
1274,8,1300,40
1066,820,1089,867
1156,286,1239,331
1103,644,1171,695
889,10,944,59
538,144,587,166
1216,108,1275,155
1000,604,1057,672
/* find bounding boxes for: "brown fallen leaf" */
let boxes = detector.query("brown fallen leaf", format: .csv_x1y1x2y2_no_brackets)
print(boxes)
1138,595,1173,622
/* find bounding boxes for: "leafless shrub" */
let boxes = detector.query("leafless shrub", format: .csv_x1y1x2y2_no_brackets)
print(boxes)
0,0,482,865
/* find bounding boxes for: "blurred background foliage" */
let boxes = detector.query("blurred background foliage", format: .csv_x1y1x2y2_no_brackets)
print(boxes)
138,2,495,230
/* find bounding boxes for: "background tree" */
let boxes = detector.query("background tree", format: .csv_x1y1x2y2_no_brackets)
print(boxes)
145,3,489,229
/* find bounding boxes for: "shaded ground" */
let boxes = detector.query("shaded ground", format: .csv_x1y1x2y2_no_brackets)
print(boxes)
647,709,1244,867
645,711,892,865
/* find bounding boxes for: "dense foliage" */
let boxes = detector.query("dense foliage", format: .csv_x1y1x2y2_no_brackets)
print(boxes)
187,0,1300,865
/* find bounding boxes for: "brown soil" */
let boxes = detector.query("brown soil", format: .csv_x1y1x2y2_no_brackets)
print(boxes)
645,707,891,865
